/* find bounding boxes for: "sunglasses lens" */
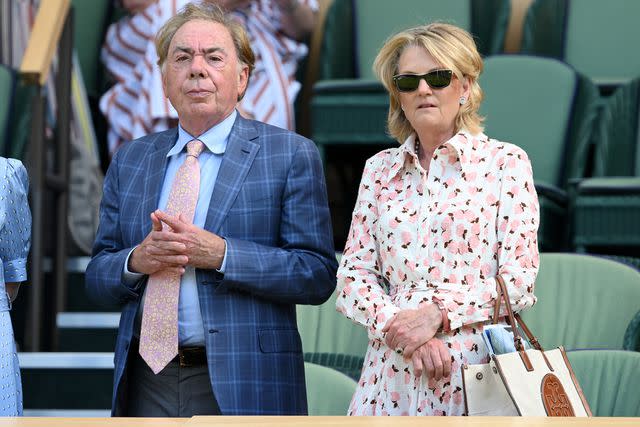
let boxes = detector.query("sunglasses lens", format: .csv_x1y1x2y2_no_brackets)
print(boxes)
395,75,420,92
394,70,453,92
425,70,452,88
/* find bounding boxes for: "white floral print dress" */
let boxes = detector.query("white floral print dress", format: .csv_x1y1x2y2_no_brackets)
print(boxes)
336,131,540,415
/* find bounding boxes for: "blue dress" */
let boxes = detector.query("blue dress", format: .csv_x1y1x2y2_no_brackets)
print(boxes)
0,157,31,416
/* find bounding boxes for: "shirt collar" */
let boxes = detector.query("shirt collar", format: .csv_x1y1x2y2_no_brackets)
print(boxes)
387,129,487,181
167,110,237,158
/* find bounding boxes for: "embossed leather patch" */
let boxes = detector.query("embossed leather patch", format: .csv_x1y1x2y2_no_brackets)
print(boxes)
541,373,575,416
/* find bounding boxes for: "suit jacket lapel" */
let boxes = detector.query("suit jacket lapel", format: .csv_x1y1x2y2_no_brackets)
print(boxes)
205,115,259,234
140,129,176,237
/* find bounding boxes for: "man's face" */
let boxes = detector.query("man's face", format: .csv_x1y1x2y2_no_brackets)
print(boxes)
162,19,248,135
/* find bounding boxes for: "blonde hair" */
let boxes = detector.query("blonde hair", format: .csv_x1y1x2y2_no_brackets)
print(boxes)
155,2,255,101
373,22,484,143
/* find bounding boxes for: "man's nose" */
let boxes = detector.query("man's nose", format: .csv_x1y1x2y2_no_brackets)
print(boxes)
189,55,207,78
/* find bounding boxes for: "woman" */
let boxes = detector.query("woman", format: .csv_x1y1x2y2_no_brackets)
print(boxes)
0,157,31,416
100,0,317,154
335,23,539,416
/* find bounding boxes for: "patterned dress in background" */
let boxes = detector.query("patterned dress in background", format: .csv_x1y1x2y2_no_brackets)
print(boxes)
100,0,316,154
336,131,540,415
0,158,31,416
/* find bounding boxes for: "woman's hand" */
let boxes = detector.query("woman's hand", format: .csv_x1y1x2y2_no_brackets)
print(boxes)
5,283,20,302
410,338,451,381
382,303,442,358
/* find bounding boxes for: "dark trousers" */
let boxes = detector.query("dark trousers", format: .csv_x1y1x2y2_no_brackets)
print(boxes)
126,341,221,417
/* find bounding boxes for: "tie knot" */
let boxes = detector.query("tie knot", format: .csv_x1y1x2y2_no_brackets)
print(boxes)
186,140,205,158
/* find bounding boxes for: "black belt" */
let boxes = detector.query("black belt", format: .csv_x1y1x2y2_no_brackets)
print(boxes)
131,338,207,368
177,346,207,368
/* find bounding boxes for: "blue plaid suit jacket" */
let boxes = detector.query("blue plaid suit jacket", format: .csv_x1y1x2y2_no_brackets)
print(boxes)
85,115,337,415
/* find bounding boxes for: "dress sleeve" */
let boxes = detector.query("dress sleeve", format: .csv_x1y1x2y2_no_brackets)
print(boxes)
433,146,539,330
335,157,401,341
1,159,32,283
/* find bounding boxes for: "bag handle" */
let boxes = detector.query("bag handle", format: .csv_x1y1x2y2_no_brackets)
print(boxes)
494,275,544,352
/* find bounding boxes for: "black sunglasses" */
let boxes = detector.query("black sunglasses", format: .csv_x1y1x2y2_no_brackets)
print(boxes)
393,69,453,92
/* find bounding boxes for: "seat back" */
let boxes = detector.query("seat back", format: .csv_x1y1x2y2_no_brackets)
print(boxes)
354,0,471,80
318,0,508,81
297,290,370,358
71,0,113,98
522,0,640,88
567,350,640,417
480,55,595,188
519,253,640,350
592,78,640,177
564,0,640,86
304,362,356,415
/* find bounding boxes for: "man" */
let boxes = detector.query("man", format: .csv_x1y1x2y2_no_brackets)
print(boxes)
86,3,337,417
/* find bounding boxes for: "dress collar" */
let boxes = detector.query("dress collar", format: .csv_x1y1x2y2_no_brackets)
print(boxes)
387,129,487,181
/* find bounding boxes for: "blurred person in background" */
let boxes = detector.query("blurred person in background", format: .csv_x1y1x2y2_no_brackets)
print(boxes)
335,23,539,416
0,157,31,417
101,0,317,155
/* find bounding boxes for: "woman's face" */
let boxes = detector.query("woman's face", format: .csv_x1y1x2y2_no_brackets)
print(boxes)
396,45,469,139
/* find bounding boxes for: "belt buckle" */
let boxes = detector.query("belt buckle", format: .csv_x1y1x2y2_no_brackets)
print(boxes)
178,349,190,368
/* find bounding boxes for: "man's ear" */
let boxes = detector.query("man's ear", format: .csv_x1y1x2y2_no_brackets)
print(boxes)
161,66,168,98
237,65,249,99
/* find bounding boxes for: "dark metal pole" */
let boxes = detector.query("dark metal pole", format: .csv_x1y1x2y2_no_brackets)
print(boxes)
26,89,45,352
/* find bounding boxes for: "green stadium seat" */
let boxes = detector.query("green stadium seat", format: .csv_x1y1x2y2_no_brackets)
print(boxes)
71,0,113,99
567,349,640,417
572,78,640,255
522,0,640,92
297,285,369,380
304,361,356,415
519,253,640,351
479,55,598,251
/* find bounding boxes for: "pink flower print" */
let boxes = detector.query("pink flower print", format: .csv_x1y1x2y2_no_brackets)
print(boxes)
447,273,457,283
446,241,459,254
387,365,400,378
441,215,453,231
469,235,480,250
507,157,517,168
400,231,413,248
389,217,400,229
466,171,477,182
486,194,498,206
342,283,353,296
497,157,505,168
464,274,475,286
471,257,480,268
507,185,520,198
466,305,476,316
453,389,463,405
390,391,400,408
480,263,492,278
429,266,442,281
464,339,475,351
451,341,461,351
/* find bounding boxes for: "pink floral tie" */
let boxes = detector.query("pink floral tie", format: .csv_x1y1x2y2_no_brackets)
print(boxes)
139,139,205,374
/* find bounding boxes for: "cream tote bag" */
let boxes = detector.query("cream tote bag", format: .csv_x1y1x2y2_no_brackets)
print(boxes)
462,275,591,417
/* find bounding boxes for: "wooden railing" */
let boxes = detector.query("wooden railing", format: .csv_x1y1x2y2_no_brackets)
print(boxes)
19,0,72,351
